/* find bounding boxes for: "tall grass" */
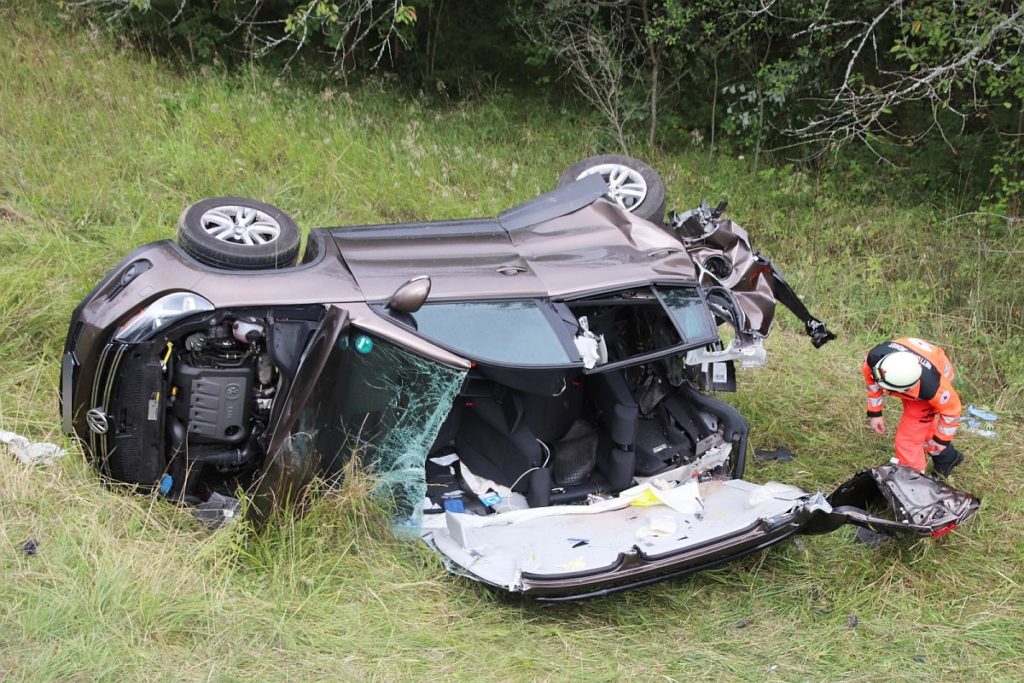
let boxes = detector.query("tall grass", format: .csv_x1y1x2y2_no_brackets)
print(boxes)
1,6,1022,681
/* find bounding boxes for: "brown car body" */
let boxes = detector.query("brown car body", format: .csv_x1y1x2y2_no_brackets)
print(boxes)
61,175,978,599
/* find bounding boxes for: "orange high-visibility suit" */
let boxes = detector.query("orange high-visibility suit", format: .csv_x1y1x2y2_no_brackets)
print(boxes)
862,338,962,472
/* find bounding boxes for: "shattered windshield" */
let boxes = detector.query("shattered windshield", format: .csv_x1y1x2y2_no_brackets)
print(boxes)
298,331,467,531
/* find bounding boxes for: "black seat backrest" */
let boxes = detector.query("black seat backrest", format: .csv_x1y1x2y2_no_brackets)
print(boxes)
519,381,586,443
588,370,639,449
455,395,542,493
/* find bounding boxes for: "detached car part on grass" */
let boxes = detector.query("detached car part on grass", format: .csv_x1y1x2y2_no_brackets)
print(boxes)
61,157,978,600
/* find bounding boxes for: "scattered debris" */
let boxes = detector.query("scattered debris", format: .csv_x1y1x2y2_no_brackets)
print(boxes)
735,618,752,629
963,420,996,438
754,446,796,462
967,405,998,422
569,538,589,548
1,429,66,466
192,493,241,529
912,656,926,664
964,405,998,438
21,538,39,556
848,614,858,629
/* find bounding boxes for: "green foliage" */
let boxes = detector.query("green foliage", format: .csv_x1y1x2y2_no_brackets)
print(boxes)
64,0,1024,214
65,0,420,72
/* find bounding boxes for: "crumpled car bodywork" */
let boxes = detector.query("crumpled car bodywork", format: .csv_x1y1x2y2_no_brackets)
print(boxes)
60,174,979,599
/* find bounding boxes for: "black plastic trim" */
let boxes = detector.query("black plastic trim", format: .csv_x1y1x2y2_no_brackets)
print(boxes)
499,174,610,231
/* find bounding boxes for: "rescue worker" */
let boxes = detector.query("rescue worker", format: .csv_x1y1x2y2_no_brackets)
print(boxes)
862,337,965,477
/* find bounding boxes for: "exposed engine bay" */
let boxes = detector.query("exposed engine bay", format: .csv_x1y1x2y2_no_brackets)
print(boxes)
96,307,321,505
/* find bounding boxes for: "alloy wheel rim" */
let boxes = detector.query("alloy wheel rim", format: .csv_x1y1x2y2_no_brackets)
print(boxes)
200,205,281,246
575,163,648,212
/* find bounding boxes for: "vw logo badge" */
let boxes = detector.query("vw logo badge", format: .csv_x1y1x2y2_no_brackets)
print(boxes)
86,407,109,435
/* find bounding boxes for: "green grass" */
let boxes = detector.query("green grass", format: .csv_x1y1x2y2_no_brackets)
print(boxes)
2,6,1023,681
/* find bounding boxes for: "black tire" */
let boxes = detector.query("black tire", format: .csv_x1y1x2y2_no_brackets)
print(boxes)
177,196,300,270
557,154,667,223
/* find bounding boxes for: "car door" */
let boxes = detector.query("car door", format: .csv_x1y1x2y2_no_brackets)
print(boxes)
246,304,349,526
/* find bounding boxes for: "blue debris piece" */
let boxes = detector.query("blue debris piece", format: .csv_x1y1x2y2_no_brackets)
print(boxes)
967,405,998,422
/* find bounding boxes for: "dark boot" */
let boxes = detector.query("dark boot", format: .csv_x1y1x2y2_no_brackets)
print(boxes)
931,445,964,478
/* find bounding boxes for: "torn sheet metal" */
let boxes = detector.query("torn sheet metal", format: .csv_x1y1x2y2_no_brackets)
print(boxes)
871,464,979,528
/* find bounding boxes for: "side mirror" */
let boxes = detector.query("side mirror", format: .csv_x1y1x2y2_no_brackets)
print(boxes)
387,275,431,313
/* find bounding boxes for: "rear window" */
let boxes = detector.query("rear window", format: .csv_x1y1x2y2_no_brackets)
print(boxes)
400,300,575,367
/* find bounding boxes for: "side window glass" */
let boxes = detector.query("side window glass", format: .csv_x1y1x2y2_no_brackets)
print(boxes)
299,332,467,529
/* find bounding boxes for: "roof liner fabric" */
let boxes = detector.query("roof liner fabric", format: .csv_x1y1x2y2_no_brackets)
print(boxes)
330,199,697,302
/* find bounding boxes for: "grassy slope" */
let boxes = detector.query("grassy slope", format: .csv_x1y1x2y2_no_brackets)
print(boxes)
1,8,1022,681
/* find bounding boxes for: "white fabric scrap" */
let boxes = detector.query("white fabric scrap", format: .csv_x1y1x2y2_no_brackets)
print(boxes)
745,481,806,508
429,453,460,467
1,429,66,466
636,513,679,539
459,461,513,501
646,479,703,514
573,316,608,369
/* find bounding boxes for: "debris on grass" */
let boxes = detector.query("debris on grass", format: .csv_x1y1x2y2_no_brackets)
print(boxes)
192,492,241,529
1,429,66,466
967,405,998,422
964,405,998,438
21,538,38,556
754,446,796,462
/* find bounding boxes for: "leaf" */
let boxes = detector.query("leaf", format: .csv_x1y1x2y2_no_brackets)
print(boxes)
395,5,417,26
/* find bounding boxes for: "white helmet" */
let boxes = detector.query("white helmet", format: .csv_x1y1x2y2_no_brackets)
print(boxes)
873,351,922,391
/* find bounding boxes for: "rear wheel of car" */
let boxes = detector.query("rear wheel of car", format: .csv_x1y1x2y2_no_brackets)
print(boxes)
177,197,300,270
557,154,667,223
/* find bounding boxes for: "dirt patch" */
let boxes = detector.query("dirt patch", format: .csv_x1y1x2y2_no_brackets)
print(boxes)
0,206,26,222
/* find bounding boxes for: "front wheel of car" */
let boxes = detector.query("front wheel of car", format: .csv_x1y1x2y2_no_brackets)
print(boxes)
556,154,667,223
177,197,301,270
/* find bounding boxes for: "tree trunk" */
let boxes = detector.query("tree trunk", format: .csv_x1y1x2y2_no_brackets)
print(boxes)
640,0,659,150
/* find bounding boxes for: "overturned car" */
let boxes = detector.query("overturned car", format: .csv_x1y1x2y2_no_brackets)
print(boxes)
61,156,979,600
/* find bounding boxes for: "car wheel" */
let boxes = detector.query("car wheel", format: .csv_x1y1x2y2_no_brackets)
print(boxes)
557,154,667,223
177,197,300,270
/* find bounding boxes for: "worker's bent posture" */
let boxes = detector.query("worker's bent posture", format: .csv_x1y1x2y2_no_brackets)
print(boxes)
862,338,965,477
